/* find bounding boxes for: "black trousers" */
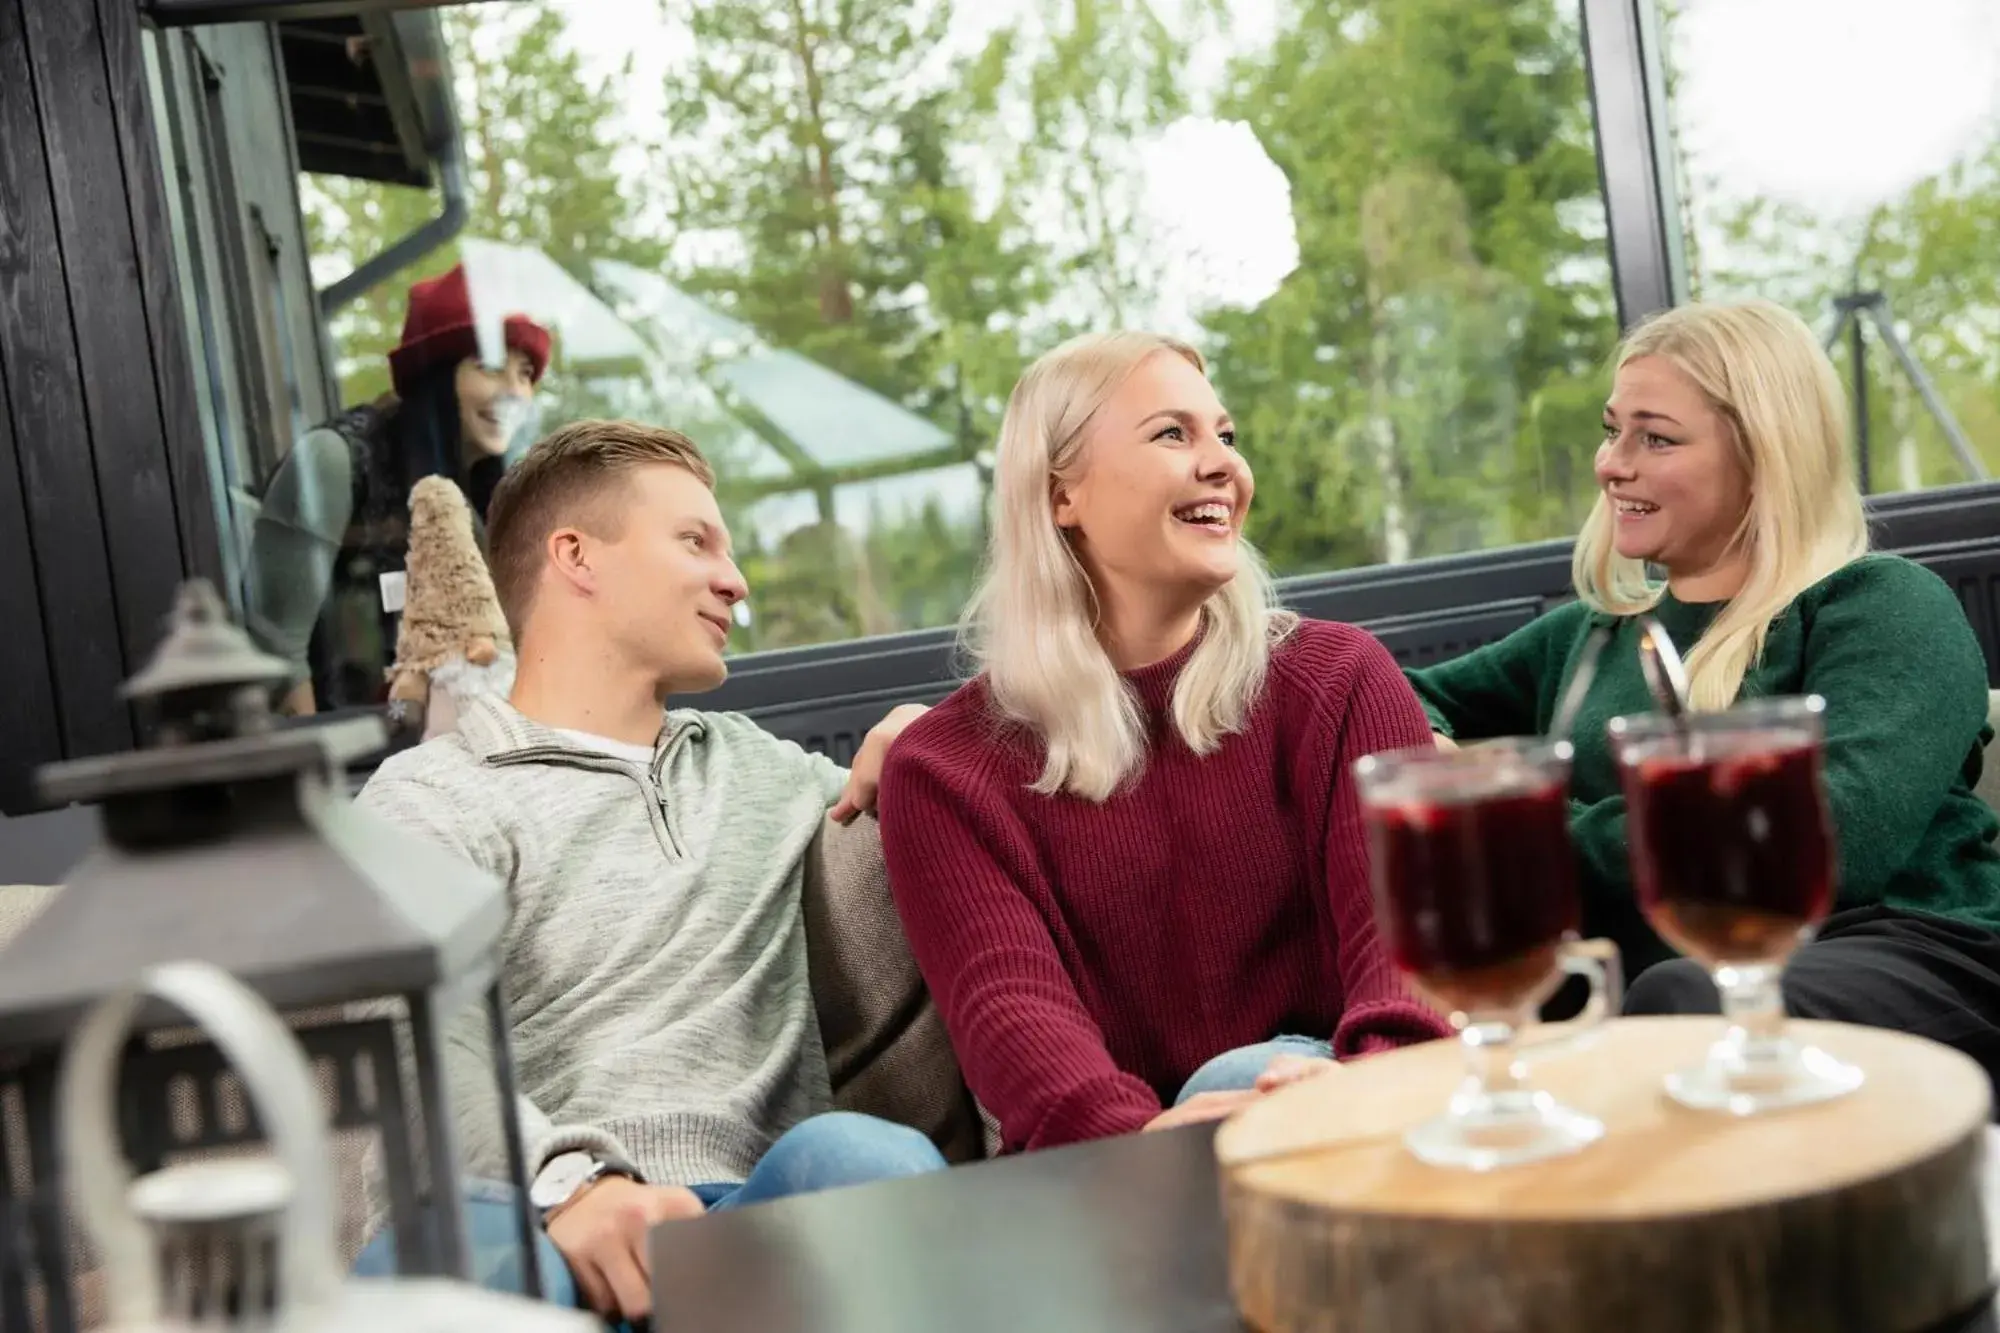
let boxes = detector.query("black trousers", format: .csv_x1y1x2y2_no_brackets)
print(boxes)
1623,904,2000,1118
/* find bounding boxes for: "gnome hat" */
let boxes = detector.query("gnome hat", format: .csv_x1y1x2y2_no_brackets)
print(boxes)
392,476,511,677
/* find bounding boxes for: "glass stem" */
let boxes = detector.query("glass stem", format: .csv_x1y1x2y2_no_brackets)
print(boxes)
1715,963,1788,1061
1458,1015,1526,1108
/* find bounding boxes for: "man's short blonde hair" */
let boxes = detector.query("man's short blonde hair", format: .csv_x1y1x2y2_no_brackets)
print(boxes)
485,419,715,636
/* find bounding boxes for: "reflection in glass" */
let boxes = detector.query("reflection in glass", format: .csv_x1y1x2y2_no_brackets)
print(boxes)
242,264,548,713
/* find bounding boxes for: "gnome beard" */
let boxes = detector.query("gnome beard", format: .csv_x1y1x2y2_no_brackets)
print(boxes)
415,647,517,740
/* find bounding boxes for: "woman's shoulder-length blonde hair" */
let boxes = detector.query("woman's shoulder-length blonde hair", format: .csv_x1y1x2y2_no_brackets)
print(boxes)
963,330,1297,801
1571,297,1868,709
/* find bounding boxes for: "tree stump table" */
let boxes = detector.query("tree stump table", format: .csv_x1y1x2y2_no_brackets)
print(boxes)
1217,1016,1992,1333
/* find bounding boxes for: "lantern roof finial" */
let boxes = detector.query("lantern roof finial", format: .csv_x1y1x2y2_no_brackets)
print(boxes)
120,579,290,704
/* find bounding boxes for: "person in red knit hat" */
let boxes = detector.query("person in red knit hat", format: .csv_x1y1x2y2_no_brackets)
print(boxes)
877,331,1453,1154
245,263,553,715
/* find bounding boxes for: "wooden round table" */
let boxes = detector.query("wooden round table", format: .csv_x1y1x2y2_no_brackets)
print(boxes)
1217,1016,1993,1333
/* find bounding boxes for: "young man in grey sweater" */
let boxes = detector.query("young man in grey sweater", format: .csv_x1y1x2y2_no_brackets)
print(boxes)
351,419,944,1324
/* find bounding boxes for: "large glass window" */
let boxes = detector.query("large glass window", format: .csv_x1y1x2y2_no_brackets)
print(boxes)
278,0,1618,693
1661,0,2000,494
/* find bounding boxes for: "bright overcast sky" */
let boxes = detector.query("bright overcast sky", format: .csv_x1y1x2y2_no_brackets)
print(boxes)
545,0,2000,220
1670,0,2000,217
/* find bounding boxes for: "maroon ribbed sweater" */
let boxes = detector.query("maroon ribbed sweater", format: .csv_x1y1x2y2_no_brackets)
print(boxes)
878,618,1452,1152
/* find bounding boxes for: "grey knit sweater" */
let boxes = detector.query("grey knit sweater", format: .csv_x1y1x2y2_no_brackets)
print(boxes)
356,695,846,1188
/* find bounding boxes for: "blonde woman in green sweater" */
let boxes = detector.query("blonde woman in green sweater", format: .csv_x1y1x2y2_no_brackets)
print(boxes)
1407,299,2000,1098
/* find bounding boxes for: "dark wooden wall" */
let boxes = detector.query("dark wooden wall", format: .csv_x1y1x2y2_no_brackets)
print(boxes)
0,0,219,813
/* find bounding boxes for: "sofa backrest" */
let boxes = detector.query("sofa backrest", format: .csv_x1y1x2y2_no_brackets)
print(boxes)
1978,690,2000,817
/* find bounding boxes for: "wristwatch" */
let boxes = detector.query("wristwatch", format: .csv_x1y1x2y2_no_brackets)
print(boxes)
530,1151,635,1221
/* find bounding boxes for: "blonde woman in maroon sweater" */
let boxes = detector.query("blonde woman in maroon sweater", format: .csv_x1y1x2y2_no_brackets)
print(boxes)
878,333,1451,1153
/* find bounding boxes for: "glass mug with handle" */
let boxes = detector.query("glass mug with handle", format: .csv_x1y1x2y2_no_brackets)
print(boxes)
1355,738,1622,1171
1609,694,1861,1113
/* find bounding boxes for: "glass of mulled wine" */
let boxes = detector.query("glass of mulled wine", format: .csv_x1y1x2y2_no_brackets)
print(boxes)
1355,739,1619,1171
1610,694,1861,1113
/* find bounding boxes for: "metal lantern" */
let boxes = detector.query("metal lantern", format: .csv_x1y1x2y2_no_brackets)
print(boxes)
0,581,542,1332
59,959,591,1333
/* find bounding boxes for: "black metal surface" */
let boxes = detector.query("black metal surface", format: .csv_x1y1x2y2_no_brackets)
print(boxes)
486,979,546,1301
705,487,2000,763
1902,538,2000,689
0,1009,478,1331
649,1122,1244,1333
1579,0,1684,327
0,1083,28,1333
19,1060,76,1333
407,989,471,1280
145,0,492,25
117,1016,403,1157
1853,310,1873,494
647,1121,2000,1333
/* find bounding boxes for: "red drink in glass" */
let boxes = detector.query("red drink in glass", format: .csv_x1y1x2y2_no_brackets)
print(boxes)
1355,739,1614,1170
1626,737,1834,965
1371,780,1580,1015
1609,695,1860,1114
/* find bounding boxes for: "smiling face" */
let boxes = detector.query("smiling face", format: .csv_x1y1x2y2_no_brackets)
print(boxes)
1051,348,1252,613
588,462,748,693
455,349,538,457
1597,354,1753,590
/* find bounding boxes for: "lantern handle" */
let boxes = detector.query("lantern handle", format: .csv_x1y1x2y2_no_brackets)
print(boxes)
59,962,345,1326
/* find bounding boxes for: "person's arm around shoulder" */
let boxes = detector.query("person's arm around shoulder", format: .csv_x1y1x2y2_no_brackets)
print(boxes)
1798,556,1994,902
877,718,1164,1150
1294,625,1456,1056
834,703,930,823
355,763,698,1324
1404,599,1595,744
708,704,929,824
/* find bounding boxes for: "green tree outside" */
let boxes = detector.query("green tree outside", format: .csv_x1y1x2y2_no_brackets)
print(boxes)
295,0,1997,656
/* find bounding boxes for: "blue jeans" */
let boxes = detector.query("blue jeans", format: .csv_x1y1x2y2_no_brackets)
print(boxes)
1173,1035,1333,1105
353,1111,946,1323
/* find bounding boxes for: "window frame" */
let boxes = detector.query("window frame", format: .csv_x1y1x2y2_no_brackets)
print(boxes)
10,0,1996,818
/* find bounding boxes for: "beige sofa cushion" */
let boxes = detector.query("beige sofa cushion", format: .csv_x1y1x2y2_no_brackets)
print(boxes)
801,813,988,1162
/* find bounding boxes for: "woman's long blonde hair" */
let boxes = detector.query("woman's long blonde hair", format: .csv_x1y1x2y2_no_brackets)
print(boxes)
1572,299,1868,710
964,331,1296,801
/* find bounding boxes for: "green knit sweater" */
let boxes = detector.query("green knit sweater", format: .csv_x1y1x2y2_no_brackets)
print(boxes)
1406,554,2000,976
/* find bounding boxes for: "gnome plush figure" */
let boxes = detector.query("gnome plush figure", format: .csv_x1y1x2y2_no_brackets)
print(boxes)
386,475,515,739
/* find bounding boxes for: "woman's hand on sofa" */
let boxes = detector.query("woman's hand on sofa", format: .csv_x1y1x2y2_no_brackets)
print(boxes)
833,703,931,824
1142,1089,1260,1132
1254,1052,1339,1093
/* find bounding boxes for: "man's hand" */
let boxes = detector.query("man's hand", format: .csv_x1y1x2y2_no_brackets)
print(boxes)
1432,731,1459,752
544,1176,705,1321
1142,1089,1260,1133
831,703,930,824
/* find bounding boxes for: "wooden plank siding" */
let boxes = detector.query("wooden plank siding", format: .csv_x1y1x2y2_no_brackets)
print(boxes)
0,0,221,812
